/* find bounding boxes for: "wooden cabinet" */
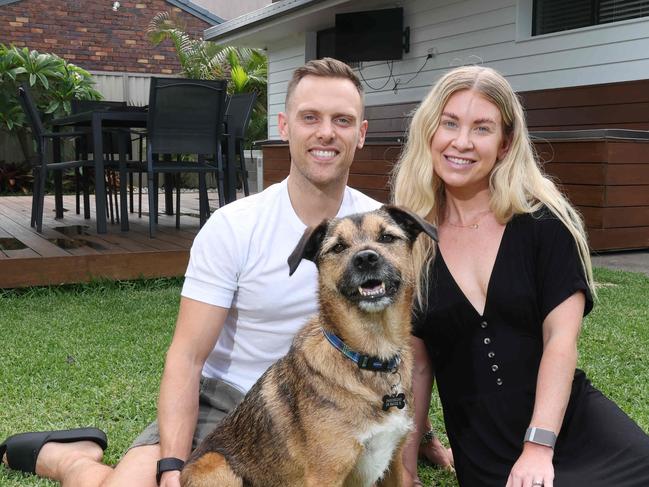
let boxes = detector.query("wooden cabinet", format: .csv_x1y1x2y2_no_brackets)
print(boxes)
262,129,649,251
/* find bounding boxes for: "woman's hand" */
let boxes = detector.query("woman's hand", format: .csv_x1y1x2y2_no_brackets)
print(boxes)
505,442,554,487
401,467,427,487
418,435,454,470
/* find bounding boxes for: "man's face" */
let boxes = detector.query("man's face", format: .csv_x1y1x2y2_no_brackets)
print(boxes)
279,75,368,190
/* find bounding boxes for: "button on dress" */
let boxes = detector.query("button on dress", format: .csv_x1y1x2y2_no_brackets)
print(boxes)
413,210,649,486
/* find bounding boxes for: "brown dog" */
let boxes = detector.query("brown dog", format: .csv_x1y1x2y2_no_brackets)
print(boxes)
180,205,438,487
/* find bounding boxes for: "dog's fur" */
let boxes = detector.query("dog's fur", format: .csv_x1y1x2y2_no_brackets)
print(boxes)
180,205,438,487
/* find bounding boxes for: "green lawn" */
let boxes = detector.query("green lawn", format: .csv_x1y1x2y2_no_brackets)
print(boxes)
0,268,647,486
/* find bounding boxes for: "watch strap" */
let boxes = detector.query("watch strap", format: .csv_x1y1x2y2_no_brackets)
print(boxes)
156,457,185,485
524,427,557,449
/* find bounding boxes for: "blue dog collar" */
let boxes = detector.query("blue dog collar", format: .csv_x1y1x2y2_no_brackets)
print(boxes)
322,328,400,372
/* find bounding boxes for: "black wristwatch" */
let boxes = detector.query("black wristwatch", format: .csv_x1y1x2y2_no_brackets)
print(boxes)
156,457,185,485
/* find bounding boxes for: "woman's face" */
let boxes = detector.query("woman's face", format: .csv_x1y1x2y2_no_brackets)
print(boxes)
430,89,510,195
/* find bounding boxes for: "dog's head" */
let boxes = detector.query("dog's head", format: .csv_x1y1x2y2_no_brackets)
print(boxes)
288,205,438,314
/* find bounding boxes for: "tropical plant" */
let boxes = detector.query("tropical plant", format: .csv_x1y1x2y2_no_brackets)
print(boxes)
0,44,102,167
147,12,268,145
0,44,102,129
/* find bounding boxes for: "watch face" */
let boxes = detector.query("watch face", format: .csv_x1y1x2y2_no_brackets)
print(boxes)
525,427,556,448
421,430,435,444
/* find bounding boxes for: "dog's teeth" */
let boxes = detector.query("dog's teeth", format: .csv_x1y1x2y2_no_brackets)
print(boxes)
358,282,386,297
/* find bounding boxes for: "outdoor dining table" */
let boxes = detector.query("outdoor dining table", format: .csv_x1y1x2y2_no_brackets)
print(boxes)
51,107,148,234
50,107,239,234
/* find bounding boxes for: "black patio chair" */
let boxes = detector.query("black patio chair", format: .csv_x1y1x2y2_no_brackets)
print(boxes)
146,77,228,237
17,84,95,233
224,91,257,197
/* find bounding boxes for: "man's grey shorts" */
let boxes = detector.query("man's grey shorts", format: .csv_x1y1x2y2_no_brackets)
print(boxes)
130,376,245,450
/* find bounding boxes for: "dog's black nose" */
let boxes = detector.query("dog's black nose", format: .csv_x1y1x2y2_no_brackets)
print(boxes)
353,250,380,271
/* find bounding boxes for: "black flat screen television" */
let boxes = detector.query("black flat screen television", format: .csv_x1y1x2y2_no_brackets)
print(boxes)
334,8,404,62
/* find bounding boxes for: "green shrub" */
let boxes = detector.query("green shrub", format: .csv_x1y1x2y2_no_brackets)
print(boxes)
0,44,102,131
0,44,102,180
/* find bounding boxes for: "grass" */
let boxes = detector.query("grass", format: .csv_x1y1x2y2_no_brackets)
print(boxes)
0,268,648,486
0,278,182,486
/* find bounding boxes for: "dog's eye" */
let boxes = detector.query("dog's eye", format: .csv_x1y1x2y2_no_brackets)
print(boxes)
332,243,346,253
378,233,396,243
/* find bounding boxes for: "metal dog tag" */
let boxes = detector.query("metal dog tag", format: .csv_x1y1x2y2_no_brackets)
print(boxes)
382,392,406,411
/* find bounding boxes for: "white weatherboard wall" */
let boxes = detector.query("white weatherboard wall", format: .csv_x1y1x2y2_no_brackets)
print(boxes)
265,0,649,136
267,33,307,140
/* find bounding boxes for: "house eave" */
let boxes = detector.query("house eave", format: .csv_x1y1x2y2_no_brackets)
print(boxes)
204,0,391,48
0,0,224,24
166,0,224,25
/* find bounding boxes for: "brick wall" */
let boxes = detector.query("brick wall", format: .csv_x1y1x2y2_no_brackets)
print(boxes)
0,0,211,74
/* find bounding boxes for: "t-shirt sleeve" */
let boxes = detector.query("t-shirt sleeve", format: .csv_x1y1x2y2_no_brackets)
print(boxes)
181,210,245,308
536,216,594,322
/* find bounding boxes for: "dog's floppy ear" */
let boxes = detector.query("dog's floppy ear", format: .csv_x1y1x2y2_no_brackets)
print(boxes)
383,205,438,243
287,220,329,276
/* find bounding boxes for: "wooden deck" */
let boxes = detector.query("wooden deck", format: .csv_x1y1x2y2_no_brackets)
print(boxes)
0,191,228,288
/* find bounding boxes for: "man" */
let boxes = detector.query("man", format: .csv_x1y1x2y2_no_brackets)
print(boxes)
1,58,379,487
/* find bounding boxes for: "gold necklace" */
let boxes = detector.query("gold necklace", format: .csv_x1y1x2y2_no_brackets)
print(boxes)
444,209,491,229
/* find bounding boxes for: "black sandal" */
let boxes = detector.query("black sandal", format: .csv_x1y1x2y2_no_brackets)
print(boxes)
0,427,107,474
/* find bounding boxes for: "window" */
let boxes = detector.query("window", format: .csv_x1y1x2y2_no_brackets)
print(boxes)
533,0,649,35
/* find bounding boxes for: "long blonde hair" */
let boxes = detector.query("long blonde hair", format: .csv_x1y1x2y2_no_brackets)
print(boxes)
391,65,595,306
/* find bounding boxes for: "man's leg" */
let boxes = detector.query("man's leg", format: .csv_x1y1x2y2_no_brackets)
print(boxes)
100,444,161,487
29,442,160,487
80,377,242,487
2,377,242,486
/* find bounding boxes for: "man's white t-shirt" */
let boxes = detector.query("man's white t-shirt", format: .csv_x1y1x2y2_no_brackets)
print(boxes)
182,178,381,393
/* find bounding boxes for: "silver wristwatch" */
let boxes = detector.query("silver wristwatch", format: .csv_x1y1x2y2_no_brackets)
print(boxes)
524,427,557,449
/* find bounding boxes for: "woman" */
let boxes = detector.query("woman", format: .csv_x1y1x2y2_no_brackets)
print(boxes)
392,66,649,487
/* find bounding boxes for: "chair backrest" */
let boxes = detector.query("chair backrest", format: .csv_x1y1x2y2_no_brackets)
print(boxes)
17,83,46,142
71,99,127,114
225,92,257,139
147,77,228,156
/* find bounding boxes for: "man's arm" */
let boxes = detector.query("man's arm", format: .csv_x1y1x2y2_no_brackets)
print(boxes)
157,296,229,484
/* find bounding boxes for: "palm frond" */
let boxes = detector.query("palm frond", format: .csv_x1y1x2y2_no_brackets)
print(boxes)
146,12,269,146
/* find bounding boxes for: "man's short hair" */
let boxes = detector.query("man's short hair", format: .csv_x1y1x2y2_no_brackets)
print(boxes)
285,57,364,111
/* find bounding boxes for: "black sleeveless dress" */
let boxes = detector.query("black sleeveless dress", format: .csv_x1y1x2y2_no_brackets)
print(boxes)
413,210,649,486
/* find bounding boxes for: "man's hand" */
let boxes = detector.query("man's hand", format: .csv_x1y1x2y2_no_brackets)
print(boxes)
159,469,182,487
